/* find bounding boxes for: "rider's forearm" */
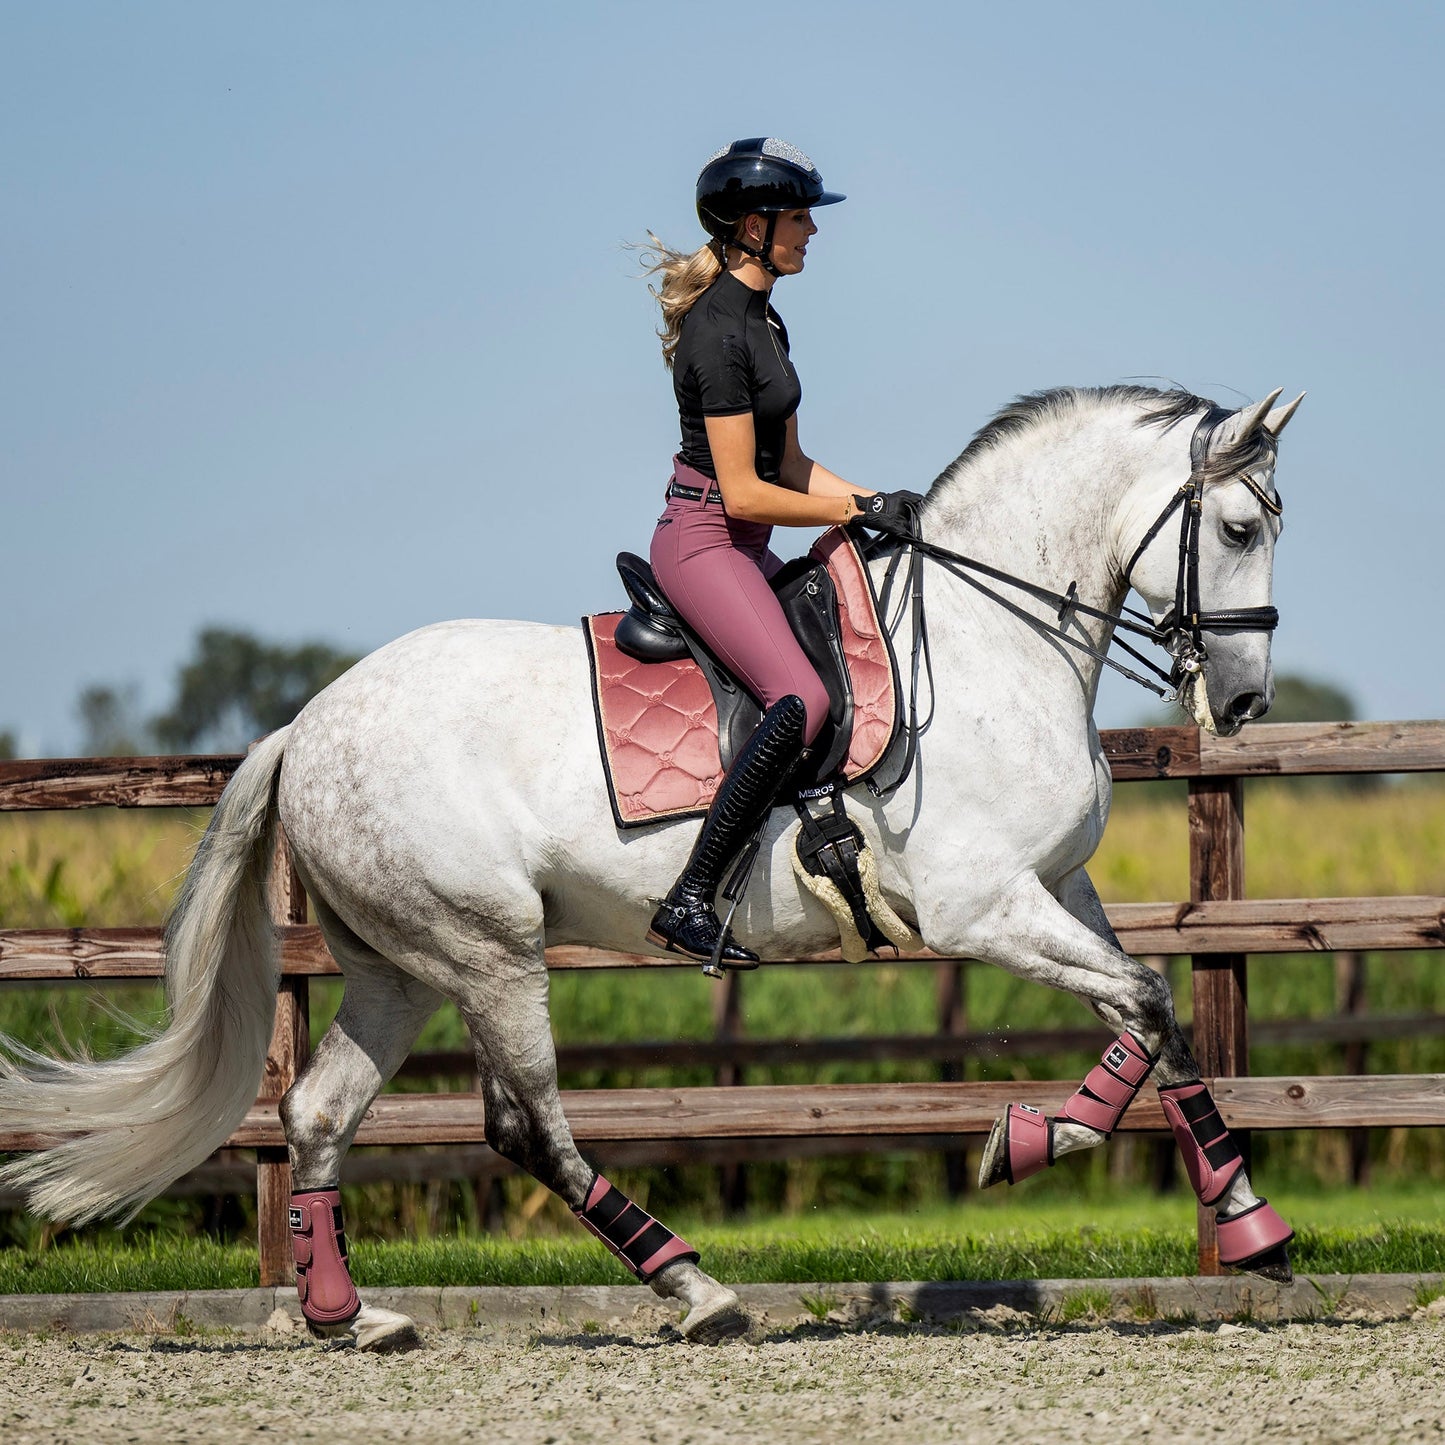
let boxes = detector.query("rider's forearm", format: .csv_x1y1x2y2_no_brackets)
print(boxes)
778,452,875,502
718,472,864,527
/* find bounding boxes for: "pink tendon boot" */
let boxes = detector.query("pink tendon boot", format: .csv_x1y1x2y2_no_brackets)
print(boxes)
573,1173,700,1281
996,1032,1157,1184
1158,1078,1294,1271
1157,1079,1244,1205
289,1187,361,1329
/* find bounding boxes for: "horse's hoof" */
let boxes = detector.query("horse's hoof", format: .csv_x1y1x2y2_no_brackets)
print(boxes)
309,1304,423,1353
1232,1242,1293,1285
354,1305,424,1353
978,1103,1051,1188
978,1115,1010,1189
1217,1199,1293,1283
679,1289,749,1345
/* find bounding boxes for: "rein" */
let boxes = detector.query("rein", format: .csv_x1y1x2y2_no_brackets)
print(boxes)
864,408,1282,798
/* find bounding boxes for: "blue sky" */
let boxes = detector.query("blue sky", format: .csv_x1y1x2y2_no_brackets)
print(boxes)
3,1,1441,753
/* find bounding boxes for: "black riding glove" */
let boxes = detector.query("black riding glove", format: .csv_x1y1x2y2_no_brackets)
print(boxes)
851,490,924,538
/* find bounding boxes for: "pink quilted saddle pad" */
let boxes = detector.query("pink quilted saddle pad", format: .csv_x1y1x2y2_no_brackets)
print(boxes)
584,527,899,828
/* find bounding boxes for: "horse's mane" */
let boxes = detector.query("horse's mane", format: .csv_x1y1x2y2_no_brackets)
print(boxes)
929,385,1277,493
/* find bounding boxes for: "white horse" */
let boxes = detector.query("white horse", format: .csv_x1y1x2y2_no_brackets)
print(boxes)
1,383,1302,1350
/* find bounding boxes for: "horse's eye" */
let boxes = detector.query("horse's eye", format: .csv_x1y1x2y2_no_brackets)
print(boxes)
1222,520,1254,547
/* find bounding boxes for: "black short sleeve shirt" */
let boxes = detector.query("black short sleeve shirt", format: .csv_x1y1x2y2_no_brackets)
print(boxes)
673,272,802,482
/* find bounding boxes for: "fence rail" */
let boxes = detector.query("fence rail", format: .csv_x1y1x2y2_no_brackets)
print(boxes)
2,719,1442,1283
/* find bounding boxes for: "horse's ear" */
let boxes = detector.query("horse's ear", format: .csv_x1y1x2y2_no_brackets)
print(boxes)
1212,387,1284,452
1263,391,1305,437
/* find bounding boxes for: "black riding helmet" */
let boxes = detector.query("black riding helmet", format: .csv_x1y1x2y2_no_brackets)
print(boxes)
696,138,845,275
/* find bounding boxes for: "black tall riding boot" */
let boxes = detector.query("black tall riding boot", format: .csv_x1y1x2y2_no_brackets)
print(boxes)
647,693,809,966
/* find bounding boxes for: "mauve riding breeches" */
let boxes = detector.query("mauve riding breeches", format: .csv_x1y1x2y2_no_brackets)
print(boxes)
649,462,830,746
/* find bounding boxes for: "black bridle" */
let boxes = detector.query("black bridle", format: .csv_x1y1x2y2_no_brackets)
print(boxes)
864,408,1283,798
1118,405,1282,684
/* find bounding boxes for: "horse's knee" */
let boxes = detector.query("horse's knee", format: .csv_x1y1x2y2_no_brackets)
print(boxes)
480,1070,592,1205
1125,961,1177,1041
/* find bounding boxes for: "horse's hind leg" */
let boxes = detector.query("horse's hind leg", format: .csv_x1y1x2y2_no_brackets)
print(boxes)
279,904,444,1351
967,869,1293,1279
458,949,748,1343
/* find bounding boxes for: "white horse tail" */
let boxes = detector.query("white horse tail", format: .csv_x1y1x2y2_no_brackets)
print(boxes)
0,725,293,1224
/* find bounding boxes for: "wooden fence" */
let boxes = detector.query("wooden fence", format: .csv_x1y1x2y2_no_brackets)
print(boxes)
1,720,1442,1284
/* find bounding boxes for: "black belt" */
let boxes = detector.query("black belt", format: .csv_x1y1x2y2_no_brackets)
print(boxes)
666,480,724,505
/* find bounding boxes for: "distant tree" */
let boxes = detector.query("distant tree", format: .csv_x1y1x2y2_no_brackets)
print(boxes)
151,627,361,751
78,684,148,757
0,730,16,760
1265,675,1357,724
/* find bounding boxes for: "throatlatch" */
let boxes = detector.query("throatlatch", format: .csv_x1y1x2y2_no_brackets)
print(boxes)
573,1172,700,1282
990,1032,1158,1185
289,1186,361,1328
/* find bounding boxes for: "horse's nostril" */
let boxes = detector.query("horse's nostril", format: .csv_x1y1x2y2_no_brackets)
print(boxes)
1230,692,1267,721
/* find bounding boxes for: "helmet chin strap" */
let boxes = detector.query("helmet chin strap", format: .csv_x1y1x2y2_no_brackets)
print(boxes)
733,213,781,277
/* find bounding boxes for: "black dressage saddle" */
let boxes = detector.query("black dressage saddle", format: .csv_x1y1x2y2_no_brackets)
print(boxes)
611,551,855,787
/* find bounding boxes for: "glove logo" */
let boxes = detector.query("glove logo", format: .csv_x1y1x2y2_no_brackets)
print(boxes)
869,496,884,513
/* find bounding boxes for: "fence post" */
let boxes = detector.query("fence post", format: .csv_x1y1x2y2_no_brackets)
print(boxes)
1187,775,1249,1276
937,961,969,1197
257,821,311,1287
714,971,747,1213
1335,950,1370,1184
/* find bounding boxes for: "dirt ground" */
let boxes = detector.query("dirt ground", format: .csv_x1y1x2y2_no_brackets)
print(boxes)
3,1305,1443,1444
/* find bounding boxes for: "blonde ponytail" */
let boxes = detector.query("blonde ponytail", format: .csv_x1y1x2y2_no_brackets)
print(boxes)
636,233,725,369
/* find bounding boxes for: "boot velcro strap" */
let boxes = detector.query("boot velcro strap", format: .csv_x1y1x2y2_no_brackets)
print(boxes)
1173,1089,1240,1168
574,1173,699,1282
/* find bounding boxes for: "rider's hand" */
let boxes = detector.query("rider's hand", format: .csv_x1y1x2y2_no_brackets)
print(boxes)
851,490,925,538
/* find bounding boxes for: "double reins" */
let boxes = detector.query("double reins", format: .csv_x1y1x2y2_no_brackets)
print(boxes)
863,408,1282,797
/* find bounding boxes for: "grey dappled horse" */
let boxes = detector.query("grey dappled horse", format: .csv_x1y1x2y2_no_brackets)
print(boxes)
0,384,1302,1349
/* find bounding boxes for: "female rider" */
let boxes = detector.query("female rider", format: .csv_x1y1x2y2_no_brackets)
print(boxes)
643,138,916,967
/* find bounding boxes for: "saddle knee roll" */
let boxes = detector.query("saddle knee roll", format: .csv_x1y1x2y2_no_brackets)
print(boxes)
1158,1079,1244,1205
573,1172,699,1282
1058,1031,1158,1136
290,1187,361,1327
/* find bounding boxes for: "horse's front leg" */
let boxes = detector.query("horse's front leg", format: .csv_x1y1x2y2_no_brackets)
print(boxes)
936,869,1292,1279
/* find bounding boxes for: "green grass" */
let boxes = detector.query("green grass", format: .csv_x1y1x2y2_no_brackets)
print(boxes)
3,1187,1442,1295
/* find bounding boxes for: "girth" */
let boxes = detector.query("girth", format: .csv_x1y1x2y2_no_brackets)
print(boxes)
613,550,864,787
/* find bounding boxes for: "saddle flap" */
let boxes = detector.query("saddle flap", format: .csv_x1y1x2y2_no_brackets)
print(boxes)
772,559,852,784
